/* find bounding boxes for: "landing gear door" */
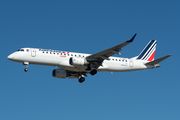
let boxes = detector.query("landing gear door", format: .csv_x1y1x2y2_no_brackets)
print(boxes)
31,49,36,57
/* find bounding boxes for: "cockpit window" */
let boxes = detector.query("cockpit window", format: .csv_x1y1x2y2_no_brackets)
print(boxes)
17,49,24,51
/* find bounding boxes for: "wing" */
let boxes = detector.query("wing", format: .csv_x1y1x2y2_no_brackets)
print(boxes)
86,33,137,62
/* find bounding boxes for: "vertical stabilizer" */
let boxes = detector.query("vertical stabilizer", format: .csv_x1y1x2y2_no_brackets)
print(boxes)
136,40,157,61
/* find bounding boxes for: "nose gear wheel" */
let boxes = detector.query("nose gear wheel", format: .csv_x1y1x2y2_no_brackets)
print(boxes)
23,62,29,72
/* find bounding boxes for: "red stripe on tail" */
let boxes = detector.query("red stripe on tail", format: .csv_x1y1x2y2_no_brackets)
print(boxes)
147,51,155,61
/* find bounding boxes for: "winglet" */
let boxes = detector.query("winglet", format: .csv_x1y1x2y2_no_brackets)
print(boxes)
127,33,137,42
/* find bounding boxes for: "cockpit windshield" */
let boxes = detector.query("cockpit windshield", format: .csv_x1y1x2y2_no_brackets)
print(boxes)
17,49,24,51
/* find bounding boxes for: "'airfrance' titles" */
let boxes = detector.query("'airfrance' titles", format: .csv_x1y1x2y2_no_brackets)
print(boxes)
39,49,69,54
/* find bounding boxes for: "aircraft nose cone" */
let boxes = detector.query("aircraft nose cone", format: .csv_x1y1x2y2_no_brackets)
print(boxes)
7,53,15,60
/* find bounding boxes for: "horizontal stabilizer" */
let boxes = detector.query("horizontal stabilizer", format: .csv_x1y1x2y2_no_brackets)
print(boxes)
145,54,172,65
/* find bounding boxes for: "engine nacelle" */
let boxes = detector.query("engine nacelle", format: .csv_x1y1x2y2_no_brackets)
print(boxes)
69,57,89,66
52,69,67,78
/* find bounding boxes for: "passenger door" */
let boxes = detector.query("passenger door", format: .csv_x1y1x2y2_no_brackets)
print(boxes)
129,59,133,67
31,49,36,57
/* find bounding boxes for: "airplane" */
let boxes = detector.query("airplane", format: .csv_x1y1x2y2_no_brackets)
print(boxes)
7,34,172,83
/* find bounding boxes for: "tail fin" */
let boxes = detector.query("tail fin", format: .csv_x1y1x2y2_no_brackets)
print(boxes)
136,40,157,61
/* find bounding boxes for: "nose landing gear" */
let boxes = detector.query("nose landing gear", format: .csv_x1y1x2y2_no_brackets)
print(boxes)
24,68,28,72
23,62,29,72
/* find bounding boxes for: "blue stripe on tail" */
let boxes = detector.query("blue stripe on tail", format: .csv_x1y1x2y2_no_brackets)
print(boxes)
141,41,156,60
137,40,157,60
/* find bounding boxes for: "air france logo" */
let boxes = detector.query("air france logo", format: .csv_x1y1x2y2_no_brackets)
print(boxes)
39,49,69,57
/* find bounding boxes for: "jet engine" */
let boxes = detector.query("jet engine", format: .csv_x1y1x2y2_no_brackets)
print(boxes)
69,57,89,66
52,69,68,78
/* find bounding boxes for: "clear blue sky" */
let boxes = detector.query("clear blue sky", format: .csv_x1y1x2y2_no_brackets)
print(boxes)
1,0,179,120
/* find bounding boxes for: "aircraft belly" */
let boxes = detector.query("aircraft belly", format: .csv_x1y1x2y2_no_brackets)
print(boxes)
60,66,87,72
98,60,147,72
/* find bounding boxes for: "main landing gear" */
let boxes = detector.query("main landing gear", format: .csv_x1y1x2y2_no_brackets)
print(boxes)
86,64,97,76
90,69,97,75
23,62,29,72
78,69,97,83
78,76,85,83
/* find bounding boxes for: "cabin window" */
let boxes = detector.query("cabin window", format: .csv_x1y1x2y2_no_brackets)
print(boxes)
46,52,48,54
57,53,59,55
17,49,24,51
71,54,73,56
26,49,29,52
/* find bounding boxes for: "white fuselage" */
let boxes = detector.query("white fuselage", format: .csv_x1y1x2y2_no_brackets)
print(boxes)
7,35,171,83
8,48,150,73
